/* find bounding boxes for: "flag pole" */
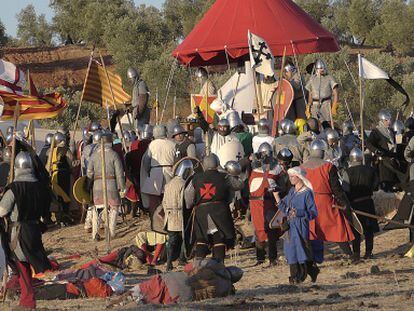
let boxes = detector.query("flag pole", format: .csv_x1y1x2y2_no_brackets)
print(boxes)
8,103,20,184
272,46,287,136
98,51,128,151
358,54,366,165
73,48,95,142
155,88,159,124
27,69,36,150
100,137,111,254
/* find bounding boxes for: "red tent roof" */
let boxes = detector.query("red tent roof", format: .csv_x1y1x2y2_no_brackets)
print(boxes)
173,0,340,66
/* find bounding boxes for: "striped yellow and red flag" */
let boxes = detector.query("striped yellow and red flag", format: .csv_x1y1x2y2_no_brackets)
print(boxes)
83,60,131,108
0,90,67,120
191,94,216,123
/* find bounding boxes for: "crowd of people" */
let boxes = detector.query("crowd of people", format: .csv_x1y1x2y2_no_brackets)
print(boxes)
1,60,414,309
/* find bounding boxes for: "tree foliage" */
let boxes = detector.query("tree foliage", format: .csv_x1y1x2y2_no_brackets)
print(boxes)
0,20,8,47
16,5,53,46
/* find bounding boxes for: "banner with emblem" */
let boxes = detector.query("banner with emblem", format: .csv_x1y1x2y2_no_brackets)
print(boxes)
248,30,275,77
191,94,217,123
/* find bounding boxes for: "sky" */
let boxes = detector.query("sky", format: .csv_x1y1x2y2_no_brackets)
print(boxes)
0,0,164,37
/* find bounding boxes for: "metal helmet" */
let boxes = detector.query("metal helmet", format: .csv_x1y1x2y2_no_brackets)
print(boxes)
378,109,392,122
101,130,113,144
153,125,167,139
193,127,204,143
90,122,102,133
15,151,33,170
127,67,139,80
405,117,414,131
225,160,242,176
258,118,270,135
54,132,66,146
342,120,354,136
326,129,340,143
123,131,132,142
45,133,54,145
5,133,13,145
392,120,404,135
203,154,219,170
280,119,296,135
284,63,296,73
277,148,293,163
217,118,230,136
349,147,363,163
141,124,153,140
227,110,242,129
57,126,69,136
307,118,319,133
2,147,11,162
310,139,328,159
6,126,14,135
195,67,208,79
257,142,273,159
172,124,187,138
315,59,327,70
92,130,103,144
175,159,194,180
166,119,180,138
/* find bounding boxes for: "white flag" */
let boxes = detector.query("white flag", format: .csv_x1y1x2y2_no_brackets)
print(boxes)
358,54,389,80
0,59,26,94
248,30,275,77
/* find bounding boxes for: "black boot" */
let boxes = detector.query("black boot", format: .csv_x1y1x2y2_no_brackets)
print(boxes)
254,246,266,266
212,244,226,263
307,261,320,283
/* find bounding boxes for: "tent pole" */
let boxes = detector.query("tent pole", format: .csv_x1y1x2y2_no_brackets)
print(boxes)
73,48,95,142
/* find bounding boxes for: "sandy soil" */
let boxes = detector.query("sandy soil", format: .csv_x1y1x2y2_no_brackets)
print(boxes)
3,213,414,311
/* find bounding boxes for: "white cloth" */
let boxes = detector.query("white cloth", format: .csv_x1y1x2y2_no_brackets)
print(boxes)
252,135,274,153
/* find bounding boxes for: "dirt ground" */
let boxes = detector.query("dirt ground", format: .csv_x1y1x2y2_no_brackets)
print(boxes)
3,212,414,311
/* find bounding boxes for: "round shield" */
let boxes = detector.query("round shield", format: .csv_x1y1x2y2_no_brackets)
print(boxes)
73,176,92,205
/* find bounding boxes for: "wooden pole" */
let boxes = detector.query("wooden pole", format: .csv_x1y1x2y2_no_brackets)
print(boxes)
73,48,95,142
359,60,366,165
155,88,159,125
46,134,56,174
98,51,128,151
100,137,111,253
272,46,287,136
8,103,20,184
173,89,177,118
26,69,36,150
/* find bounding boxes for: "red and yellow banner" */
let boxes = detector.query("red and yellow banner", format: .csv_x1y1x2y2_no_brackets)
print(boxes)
0,90,67,120
191,94,216,123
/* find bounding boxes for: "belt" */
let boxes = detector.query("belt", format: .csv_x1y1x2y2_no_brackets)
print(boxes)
250,196,264,200
151,165,172,169
352,196,371,203
199,201,222,206
312,96,331,103
95,176,115,180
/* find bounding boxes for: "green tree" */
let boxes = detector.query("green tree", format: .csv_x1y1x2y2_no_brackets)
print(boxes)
296,0,330,23
0,20,8,47
347,0,377,46
16,5,53,46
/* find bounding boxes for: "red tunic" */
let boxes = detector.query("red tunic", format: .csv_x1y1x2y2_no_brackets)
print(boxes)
304,162,354,242
249,166,283,242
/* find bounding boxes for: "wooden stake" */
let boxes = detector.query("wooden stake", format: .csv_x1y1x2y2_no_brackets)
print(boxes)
98,51,127,152
272,46,287,136
100,137,111,253
73,48,95,142
8,103,20,184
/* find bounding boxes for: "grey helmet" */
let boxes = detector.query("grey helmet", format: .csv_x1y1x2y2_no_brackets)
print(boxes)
349,147,363,163
2,147,11,162
225,160,242,176
195,67,208,79
101,130,113,144
153,125,167,139
141,124,153,140
193,127,204,143
5,133,13,145
123,131,132,142
310,139,328,158
258,118,270,135
284,63,296,73
326,129,340,144
15,151,33,170
280,119,296,135
92,130,103,144
54,132,67,146
6,126,14,135
203,154,219,171
82,127,92,143
45,133,54,145
217,118,230,136
90,122,102,133
257,142,273,159
315,59,327,70
127,67,139,81
175,159,194,180
342,120,354,136
166,119,180,138
392,120,404,135
378,109,392,122
227,110,242,129
172,124,187,138
277,148,293,163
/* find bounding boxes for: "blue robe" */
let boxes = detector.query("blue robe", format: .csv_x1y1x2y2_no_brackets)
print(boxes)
278,188,318,265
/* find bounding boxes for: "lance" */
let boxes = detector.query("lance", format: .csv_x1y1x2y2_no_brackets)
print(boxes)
100,137,111,253
334,205,414,230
